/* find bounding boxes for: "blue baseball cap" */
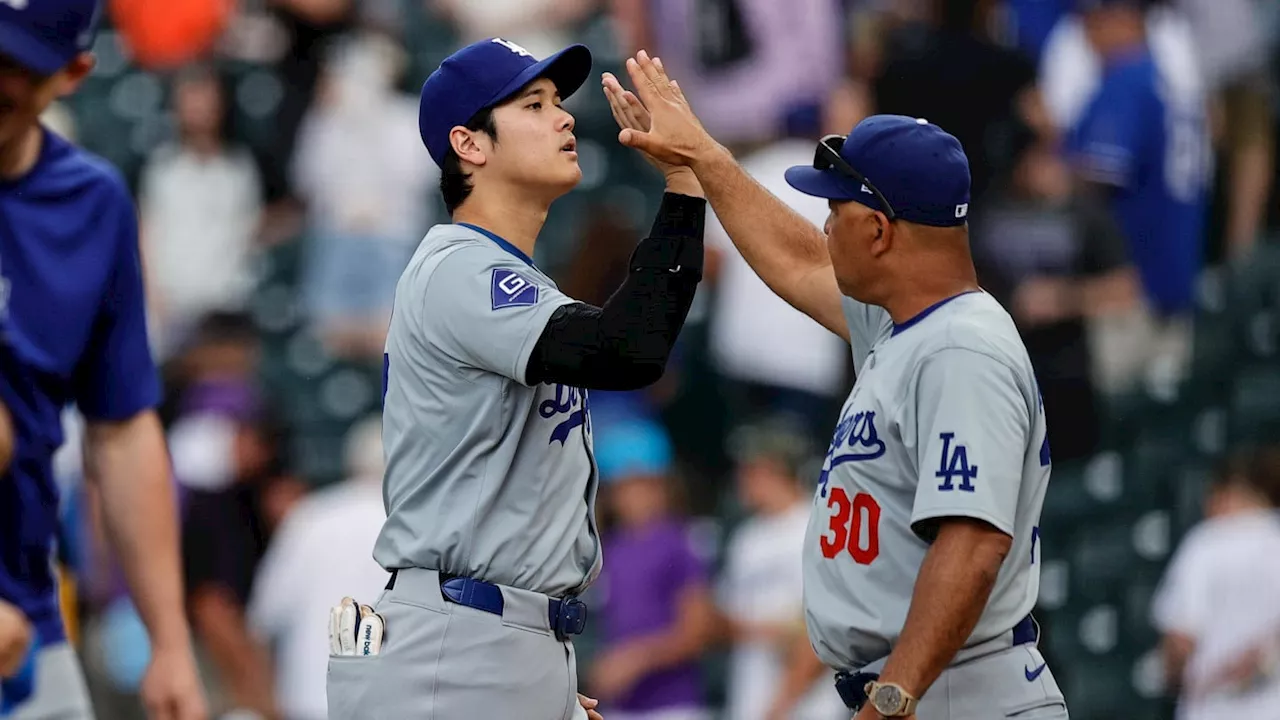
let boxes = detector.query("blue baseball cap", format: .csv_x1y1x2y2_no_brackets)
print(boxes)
418,37,592,168
594,419,673,485
0,0,100,76
784,115,972,228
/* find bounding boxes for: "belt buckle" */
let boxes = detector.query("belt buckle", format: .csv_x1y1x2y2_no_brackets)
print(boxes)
552,596,588,641
834,671,879,711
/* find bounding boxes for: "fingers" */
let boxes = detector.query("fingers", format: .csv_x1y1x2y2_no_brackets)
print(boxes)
635,50,674,100
619,90,651,131
603,72,653,132
601,73,639,132
603,81,628,129
625,50,675,108
578,693,604,720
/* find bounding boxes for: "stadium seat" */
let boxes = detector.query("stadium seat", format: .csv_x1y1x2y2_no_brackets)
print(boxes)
1066,511,1169,606
1058,653,1161,720
1229,363,1280,444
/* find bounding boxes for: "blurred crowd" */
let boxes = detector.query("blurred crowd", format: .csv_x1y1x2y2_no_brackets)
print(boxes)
33,0,1280,718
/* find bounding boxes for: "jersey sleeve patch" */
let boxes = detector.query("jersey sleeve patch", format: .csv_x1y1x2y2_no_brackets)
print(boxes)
491,268,539,310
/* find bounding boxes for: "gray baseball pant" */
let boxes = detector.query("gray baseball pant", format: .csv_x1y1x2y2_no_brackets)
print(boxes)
327,567,588,720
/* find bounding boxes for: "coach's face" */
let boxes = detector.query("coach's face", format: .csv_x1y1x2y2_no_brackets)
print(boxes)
489,77,581,195
825,199,891,303
0,52,93,150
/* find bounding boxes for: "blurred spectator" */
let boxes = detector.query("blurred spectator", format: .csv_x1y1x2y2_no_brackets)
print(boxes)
1004,0,1072,62
715,418,844,720
590,419,715,720
1040,0,1271,261
139,64,264,361
432,0,596,62
1038,0,1200,132
248,415,389,720
1062,0,1210,393
1173,0,1274,261
970,136,1139,461
162,312,262,441
866,0,1045,203
254,0,356,203
612,0,843,149
1152,447,1280,720
180,388,304,719
292,30,436,360
702,90,854,438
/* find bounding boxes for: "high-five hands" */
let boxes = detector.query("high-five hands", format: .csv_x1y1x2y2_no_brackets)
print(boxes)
600,51,718,172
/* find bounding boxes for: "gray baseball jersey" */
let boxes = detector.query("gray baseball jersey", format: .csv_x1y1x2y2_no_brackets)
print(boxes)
373,223,602,597
802,290,1051,671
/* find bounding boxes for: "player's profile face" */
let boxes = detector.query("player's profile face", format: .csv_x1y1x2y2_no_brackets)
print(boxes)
824,200,880,301
487,77,581,196
0,51,91,149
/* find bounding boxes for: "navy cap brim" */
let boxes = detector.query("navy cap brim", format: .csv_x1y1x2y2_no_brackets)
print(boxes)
489,44,592,109
0,23,72,76
784,165,865,202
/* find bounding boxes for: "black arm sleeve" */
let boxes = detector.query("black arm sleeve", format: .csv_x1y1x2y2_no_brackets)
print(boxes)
525,192,706,390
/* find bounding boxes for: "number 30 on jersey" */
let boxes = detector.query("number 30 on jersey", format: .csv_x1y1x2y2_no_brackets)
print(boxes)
820,488,881,564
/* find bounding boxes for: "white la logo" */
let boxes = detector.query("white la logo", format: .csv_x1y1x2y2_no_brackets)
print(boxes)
0,0,28,10
492,38,533,58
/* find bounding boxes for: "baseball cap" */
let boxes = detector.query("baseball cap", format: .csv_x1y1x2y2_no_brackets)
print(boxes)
0,0,101,76
594,419,673,485
784,115,972,228
418,37,592,168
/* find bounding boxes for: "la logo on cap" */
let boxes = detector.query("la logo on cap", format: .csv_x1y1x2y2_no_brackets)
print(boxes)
0,0,28,10
492,38,533,58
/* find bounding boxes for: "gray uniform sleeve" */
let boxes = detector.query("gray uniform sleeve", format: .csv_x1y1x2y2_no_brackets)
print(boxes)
422,247,574,386
909,347,1030,537
841,296,893,372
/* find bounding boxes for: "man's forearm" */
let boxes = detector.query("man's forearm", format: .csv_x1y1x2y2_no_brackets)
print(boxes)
876,520,1010,699
86,411,191,651
688,146,847,337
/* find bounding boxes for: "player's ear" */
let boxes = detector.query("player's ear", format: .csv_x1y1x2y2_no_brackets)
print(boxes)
54,53,95,97
868,212,892,257
450,126,488,169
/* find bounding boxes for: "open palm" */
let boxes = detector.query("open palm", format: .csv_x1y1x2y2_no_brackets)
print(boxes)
600,51,718,173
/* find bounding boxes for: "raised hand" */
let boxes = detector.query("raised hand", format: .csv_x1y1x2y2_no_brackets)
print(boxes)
606,51,718,170
602,71,676,177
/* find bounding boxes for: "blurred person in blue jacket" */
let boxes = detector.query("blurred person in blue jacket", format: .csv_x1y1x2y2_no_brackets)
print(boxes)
1064,0,1210,393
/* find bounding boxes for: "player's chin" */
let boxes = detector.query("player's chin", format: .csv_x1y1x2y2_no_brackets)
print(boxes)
545,162,583,195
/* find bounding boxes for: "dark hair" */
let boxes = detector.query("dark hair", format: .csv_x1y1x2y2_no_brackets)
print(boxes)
1248,445,1280,507
441,107,499,215
1213,446,1280,508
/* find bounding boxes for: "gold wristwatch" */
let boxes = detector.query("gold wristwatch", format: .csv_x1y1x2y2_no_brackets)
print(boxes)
864,681,919,717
